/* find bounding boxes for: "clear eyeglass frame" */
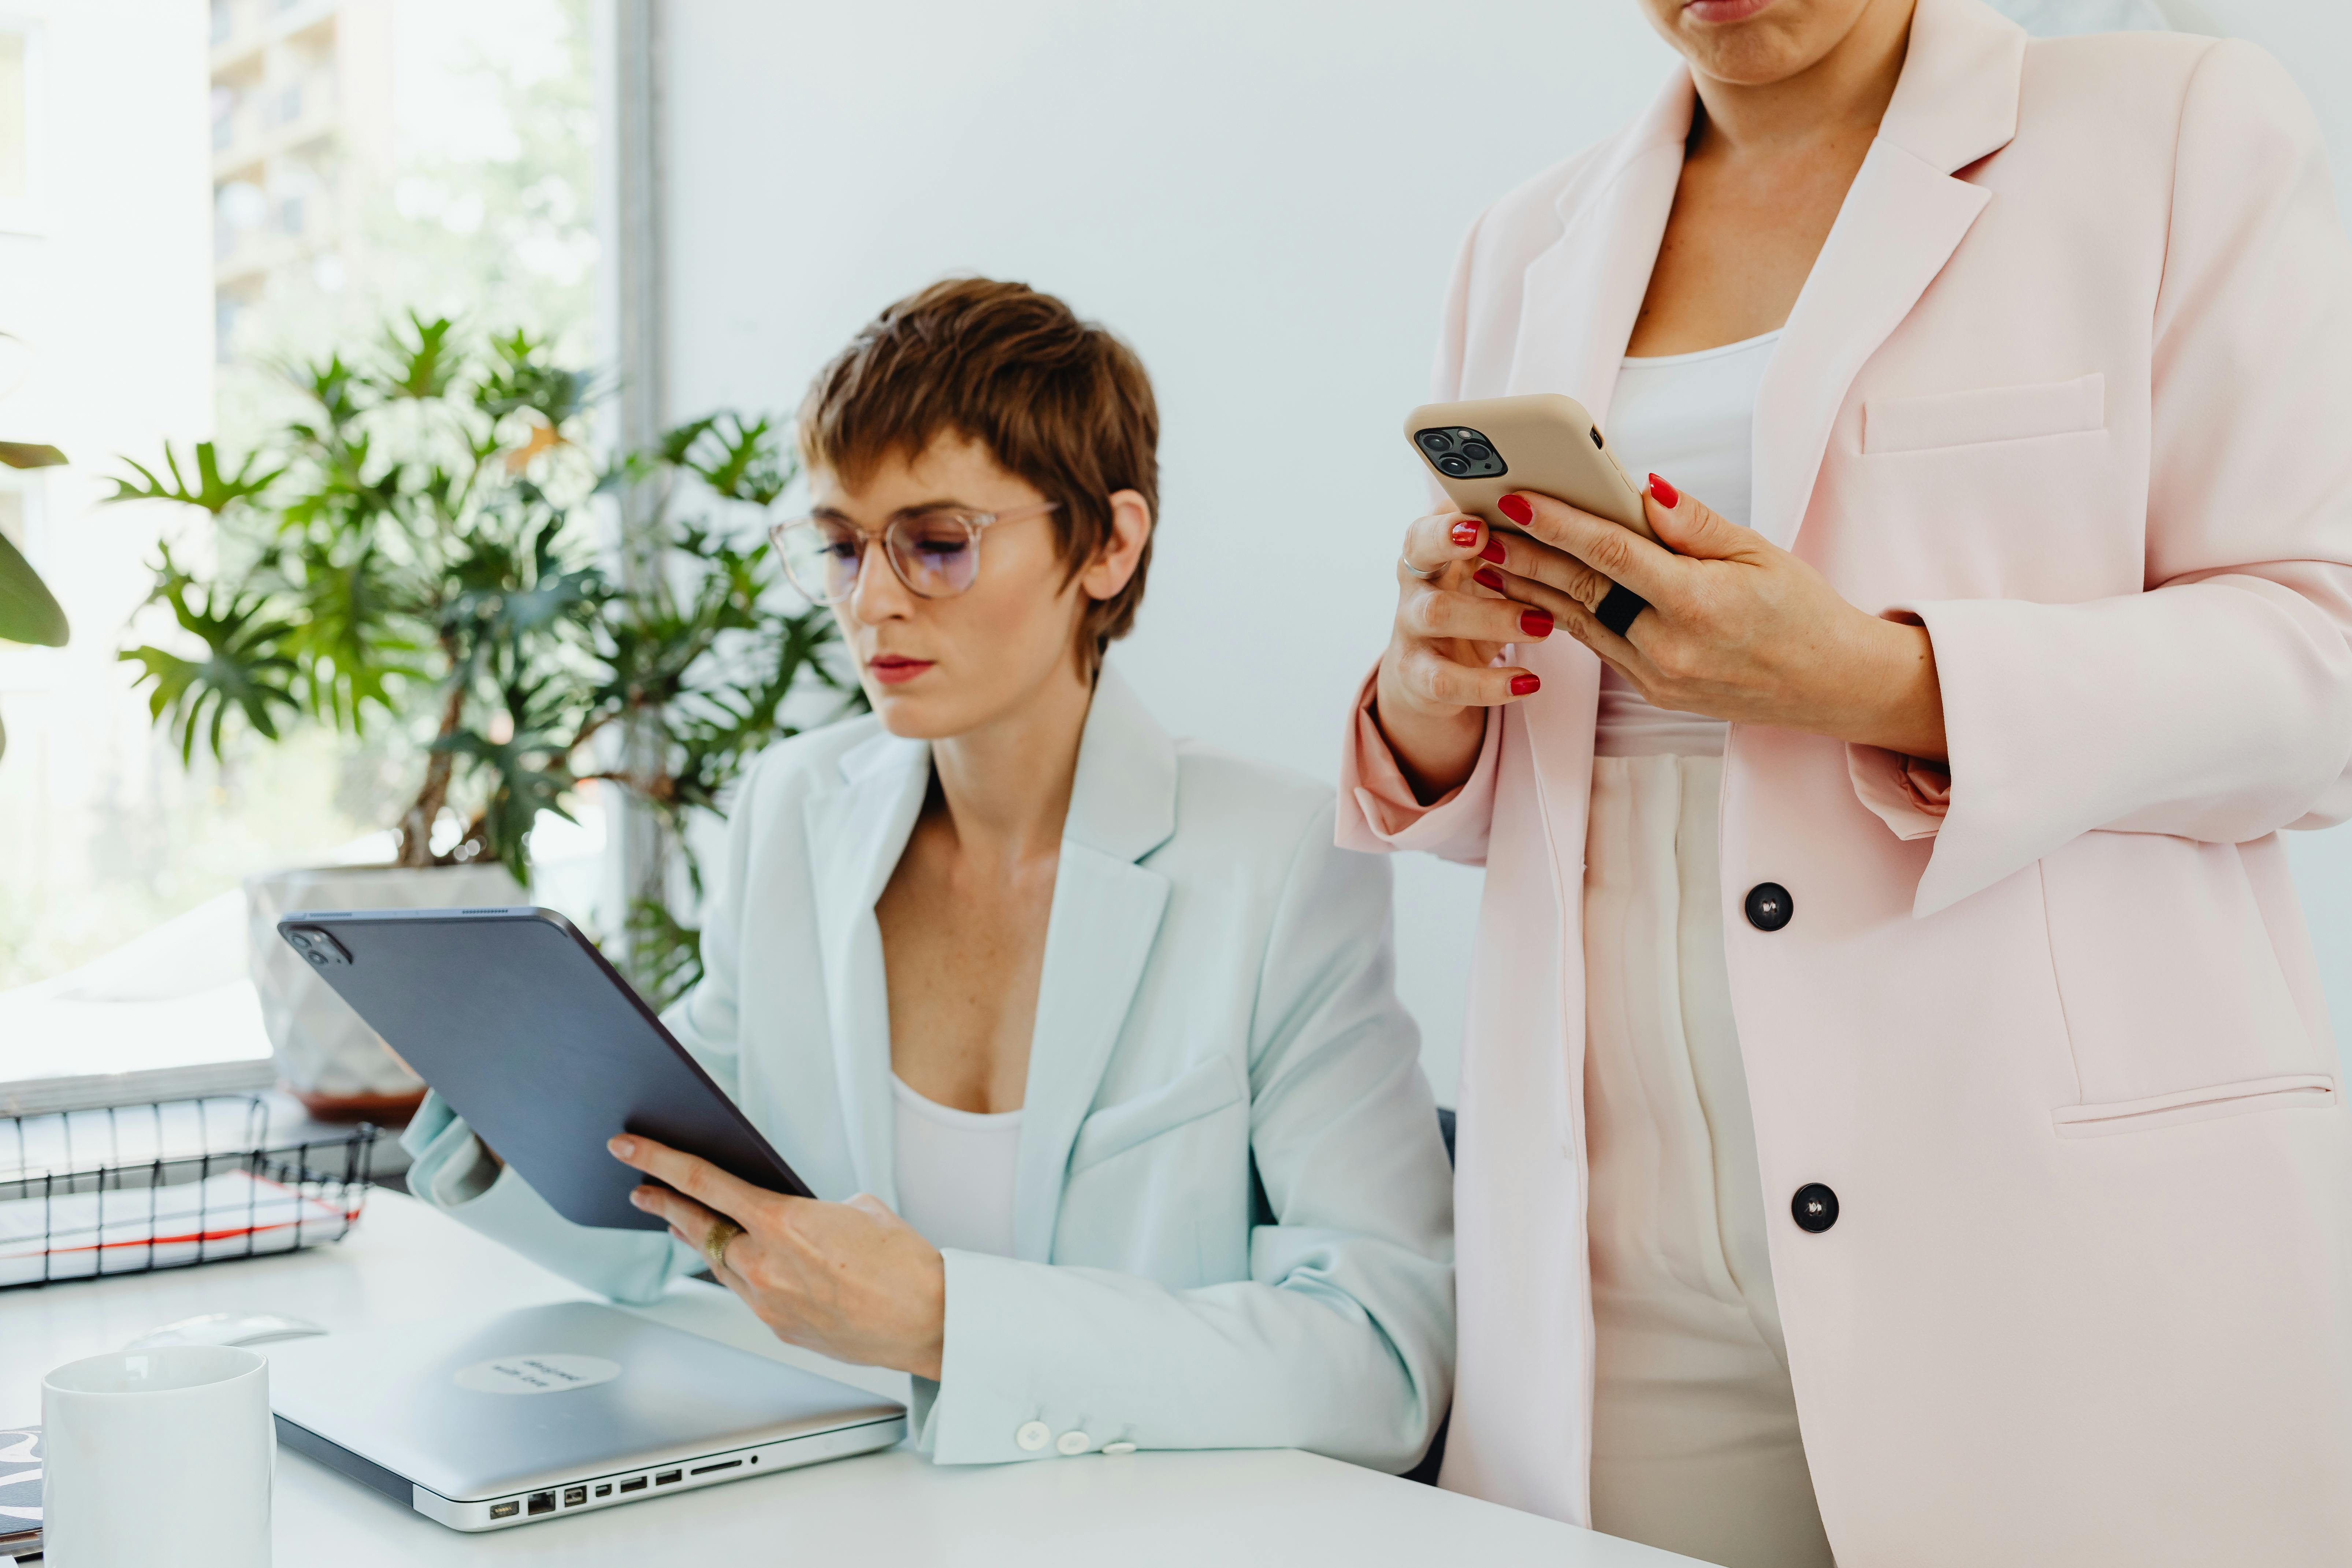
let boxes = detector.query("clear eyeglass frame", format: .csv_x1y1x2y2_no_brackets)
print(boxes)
766,500,1061,606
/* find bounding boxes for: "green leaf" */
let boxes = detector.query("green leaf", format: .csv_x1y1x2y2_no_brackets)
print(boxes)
384,313,463,400
623,897,704,1008
659,412,795,506
106,441,283,514
118,570,300,762
0,528,68,646
0,443,67,470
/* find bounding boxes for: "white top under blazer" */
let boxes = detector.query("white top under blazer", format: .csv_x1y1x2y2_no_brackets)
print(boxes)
1593,331,1780,759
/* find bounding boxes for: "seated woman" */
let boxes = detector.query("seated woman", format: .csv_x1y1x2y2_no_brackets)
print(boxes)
401,277,1455,1470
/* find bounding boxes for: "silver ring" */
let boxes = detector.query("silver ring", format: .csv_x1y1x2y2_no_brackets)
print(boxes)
1400,555,1440,581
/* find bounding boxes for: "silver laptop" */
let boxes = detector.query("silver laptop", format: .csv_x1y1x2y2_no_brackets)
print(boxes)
266,1302,907,1531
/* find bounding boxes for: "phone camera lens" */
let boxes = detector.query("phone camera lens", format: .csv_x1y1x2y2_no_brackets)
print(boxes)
1436,454,1471,477
1461,442,1495,464
1417,432,1450,454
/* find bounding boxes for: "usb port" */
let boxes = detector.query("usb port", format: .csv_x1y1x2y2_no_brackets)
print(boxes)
594,1483,612,1498
619,1477,647,1493
654,1470,681,1486
562,1486,587,1508
527,1491,556,1516
690,1460,741,1476
489,1501,520,1520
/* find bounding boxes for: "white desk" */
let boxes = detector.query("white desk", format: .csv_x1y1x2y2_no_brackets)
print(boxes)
0,1191,1702,1565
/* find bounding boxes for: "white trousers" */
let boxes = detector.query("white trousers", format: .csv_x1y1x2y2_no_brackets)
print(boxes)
1583,754,1835,1568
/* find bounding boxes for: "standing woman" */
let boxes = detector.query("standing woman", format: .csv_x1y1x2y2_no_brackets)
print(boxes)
1347,0,2352,1564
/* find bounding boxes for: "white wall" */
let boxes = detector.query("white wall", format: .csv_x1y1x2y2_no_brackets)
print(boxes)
655,0,2352,1101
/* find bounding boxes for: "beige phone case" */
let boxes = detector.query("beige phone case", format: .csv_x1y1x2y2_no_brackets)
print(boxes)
1405,393,1654,543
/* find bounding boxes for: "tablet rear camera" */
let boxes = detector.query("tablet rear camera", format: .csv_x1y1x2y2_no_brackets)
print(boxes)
285,926,353,967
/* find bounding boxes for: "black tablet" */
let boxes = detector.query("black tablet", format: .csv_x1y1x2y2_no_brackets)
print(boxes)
278,906,811,1231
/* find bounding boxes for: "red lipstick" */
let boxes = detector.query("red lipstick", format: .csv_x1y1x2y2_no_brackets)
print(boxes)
867,654,935,686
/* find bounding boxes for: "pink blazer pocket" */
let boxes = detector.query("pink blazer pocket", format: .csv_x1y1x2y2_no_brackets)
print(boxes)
1863,372,2105,454
2050,1072,2337,1138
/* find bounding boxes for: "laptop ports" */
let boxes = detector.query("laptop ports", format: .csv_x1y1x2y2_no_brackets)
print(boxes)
654,1470,681,1486
619,1476,647,1493
594,1483,612,1498
562,1486,588,1508
526,1491,556,1516
489,1501,520,1520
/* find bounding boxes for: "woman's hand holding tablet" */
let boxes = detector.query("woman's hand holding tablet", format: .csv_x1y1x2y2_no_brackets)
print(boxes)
608,1134,948,1381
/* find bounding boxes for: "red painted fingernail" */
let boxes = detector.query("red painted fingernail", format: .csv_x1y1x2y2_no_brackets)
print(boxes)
1520,610,1553,638
1510,674,1541,696
1479,537,1507,563
1474,567,1504,590
1648,473,1679,508
1450,520,1479,549
1496,493,1533,526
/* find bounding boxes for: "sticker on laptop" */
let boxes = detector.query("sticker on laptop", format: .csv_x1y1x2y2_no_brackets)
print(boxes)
453,1354,622,1396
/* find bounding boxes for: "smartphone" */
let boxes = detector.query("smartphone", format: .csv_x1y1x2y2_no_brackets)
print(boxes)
1405,393,1654,543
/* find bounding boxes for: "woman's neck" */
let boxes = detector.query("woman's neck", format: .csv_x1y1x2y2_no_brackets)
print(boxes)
1690,0,1915,159
925,659,1095,866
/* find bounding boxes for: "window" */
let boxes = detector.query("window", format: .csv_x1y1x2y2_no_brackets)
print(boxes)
0,22,37,233
3,2,599,1104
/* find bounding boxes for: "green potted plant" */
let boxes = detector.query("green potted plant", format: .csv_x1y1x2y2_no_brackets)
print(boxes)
0,442,71,752
109,317,857,1119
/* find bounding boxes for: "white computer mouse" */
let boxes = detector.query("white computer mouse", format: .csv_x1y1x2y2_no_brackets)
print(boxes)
123,1311,328,1349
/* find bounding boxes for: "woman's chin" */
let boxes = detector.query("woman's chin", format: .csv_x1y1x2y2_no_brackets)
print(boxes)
867,684,966,740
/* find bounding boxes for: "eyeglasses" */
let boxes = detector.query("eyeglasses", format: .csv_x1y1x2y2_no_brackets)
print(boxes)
767,501,1060,606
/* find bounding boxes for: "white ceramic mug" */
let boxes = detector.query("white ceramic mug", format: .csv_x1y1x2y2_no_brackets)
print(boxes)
41,1345,273,1566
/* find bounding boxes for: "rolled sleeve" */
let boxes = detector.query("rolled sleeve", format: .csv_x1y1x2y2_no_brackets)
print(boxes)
1337,665,1501,864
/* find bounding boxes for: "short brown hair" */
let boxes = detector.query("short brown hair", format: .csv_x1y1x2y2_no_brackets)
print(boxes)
798,278,1159,676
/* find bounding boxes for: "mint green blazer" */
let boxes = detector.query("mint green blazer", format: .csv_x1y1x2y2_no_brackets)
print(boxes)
402,666,1455,1471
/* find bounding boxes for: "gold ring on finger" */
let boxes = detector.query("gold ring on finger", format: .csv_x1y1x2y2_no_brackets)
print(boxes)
702,1216,745,1272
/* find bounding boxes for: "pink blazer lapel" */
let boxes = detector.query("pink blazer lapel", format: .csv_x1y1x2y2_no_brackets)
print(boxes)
1505,70,1695,427
1751,0,2027,549
1494,70,1695,791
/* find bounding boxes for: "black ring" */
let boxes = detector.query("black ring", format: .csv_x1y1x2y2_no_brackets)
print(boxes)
1595,583,1649,636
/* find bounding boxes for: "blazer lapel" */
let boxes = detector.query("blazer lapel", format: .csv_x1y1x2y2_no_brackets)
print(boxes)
1011,665,1174,1262
803,728,931,1208
1751,0,2025,550
1506,70,1694,429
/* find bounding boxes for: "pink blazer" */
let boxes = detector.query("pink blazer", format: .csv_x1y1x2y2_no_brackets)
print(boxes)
1341,1,2352,1561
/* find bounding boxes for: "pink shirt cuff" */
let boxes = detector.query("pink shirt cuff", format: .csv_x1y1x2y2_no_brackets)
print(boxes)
1337,667,1500,863
1847,742,1951,842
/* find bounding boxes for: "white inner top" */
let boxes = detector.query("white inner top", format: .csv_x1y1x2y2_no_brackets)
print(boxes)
891,1072,1022,1257
1594,330,1781,758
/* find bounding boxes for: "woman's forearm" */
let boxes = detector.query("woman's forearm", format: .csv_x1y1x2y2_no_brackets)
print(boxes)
1845,618,1948,762
1372,652,1490,805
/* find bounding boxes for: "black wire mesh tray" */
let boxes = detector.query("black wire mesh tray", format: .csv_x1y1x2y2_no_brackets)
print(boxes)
0,1095,376,1289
